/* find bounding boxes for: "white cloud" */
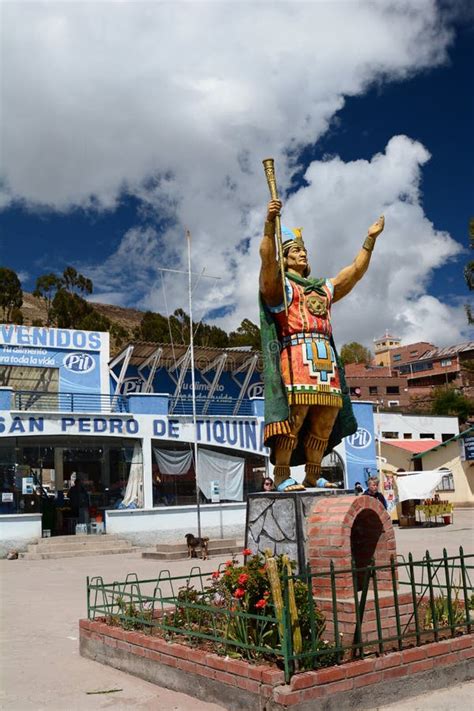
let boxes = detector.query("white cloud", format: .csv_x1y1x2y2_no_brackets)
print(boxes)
1,1,467,347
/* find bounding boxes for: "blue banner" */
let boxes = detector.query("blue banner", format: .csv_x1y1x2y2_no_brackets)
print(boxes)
344,402,377,490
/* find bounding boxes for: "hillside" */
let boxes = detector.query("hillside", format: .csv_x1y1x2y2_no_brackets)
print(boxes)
20,292,144,352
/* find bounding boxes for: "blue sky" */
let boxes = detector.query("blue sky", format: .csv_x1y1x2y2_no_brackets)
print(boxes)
1,1,473,348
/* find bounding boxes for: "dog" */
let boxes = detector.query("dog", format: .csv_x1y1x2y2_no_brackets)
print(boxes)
185,533,209,560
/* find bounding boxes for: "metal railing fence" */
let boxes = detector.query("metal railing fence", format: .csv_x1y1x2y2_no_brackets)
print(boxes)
86,548,473,684
14,390,129,413
169,396,254,416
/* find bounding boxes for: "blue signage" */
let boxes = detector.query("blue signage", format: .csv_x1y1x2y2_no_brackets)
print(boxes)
463,435,474,461
0,325,103,350
344,402,377,489
0,326,108,396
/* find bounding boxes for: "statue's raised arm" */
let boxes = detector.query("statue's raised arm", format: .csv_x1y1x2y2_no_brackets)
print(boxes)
259,199,284,307
331,216,385,303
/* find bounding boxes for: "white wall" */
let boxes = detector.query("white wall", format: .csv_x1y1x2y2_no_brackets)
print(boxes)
106,503,246,545
377,413,459,441
0,514,42,557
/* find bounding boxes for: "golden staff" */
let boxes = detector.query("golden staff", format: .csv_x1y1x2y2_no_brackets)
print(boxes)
262,158,288,316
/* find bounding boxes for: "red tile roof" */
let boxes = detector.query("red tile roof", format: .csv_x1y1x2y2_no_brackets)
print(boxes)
382,439,442,453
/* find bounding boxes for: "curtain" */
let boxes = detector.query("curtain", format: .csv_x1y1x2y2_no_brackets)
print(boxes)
153,448,193,476
122,443,144,508
197,448,244,502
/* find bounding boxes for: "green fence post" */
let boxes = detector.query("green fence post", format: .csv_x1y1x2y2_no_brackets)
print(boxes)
442,548,455,637
306,564,317,668
330,561,342,664
390,556,402,651
408,553,421,646
371,559,384,655
459,546,472,633
351,557,365,659
426,550,439,643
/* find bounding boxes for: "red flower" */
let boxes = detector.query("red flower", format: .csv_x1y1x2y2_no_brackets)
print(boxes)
211,571,220,579
234,588,246,599
263,591,270,598
225,560,233,568
255,599,267,609
225,570,232,577
242,548,252,556
238,573,249,586
258,566,267,574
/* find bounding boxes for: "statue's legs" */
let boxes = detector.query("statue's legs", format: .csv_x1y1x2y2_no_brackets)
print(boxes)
302,405,339,487
272,405,310,491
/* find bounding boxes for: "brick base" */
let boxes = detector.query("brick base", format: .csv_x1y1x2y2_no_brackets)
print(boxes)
317,592,417,644
79,620,474,710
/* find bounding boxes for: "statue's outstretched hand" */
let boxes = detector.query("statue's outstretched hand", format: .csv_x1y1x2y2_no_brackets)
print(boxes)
266,199,282,222
368,215,385,238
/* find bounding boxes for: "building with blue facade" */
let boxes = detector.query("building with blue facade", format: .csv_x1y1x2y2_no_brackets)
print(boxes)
0,325,377,551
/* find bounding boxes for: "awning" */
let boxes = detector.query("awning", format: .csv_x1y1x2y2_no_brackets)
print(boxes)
396,470,445,502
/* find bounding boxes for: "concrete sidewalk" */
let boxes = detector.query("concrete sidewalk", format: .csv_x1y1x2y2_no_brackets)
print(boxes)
1,512,472,710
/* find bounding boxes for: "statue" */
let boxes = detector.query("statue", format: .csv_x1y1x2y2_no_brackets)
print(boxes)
259,161,385,492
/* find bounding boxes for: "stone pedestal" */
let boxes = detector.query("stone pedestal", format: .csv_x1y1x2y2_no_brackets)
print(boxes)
245,489,352,573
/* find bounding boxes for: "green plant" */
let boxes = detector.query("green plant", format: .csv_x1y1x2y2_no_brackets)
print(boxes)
108,595,153,632
422,589,467,630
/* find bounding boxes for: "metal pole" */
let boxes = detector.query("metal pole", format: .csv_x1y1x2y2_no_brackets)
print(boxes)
376,401,382,478
186,230,202,540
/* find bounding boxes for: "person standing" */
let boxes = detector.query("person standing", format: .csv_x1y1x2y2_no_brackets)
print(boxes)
363,476,388,509
68,477,89,524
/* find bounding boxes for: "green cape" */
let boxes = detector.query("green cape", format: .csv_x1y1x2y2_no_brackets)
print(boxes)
259,272,358,465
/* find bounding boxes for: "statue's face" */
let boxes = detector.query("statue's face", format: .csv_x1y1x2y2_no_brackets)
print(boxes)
286,244,308,274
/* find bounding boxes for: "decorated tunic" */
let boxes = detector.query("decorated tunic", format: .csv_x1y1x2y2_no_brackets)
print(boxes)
268,276,342,408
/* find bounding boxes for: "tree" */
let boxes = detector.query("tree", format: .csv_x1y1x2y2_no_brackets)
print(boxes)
465,218,474,324
197,323,229,348
51,290,92,328
340,342,372,365
33,273,61,326
61,266,93,296
0,267,23,322
136,311,171,343
228,319,261,350
431,386,473,424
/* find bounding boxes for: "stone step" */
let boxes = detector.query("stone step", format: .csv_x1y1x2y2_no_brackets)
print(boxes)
142,544,242,561
154,538,241,553
28,538,133,553
19,546,141,560
34,533,122,546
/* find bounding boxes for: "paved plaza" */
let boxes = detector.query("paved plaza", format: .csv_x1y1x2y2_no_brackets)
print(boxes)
1,511,472,710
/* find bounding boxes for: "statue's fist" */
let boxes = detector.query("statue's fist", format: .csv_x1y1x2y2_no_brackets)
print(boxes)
368,215,385,238
266,199,282,222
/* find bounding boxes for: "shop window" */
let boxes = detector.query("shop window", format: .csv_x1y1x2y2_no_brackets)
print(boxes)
386,386,400,394
388,400,399,407
382,431,398,439
437,473,454,492
369,386,378,395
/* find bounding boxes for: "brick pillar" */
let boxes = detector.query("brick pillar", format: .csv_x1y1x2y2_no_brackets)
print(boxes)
307,495,397,599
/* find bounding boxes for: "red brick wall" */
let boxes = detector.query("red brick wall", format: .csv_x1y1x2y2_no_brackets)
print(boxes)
307,495,397,599
79,619,474,708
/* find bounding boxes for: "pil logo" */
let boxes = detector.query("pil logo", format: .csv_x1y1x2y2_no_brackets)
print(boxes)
247,382,264,398
63,352,96,374
347,427,372,449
